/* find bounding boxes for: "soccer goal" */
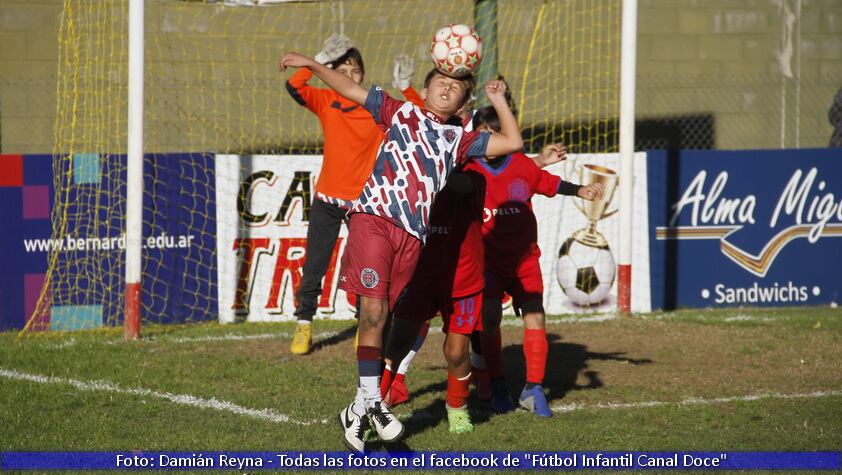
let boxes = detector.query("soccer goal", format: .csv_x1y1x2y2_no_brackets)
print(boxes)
22,0,635,337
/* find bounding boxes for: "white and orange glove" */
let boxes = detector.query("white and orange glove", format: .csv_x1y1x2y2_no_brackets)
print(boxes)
392,54,415,90
314,33,353,65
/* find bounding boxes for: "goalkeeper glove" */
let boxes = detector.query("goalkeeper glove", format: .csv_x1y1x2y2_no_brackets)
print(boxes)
392,54,415,90
314,33,353,65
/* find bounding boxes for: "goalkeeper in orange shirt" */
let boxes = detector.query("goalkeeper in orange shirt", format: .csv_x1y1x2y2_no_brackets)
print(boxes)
283,34,383,355
284,39,428,355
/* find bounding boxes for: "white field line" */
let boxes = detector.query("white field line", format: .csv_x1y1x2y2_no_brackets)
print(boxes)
3,367,841,426
550,389,842,413
58,330,341,348
42,312,799,348
0,368,327,426
156,330,339,344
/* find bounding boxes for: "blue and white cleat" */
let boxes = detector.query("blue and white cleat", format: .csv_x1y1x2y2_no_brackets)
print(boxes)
518,385,553,417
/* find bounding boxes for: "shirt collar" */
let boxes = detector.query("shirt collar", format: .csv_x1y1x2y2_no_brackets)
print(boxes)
421,109,446,124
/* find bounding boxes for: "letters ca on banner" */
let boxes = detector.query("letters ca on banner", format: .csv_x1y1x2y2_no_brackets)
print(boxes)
215,155,354,323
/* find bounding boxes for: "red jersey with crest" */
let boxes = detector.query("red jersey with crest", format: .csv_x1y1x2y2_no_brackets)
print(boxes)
464,152,562,277
353,86,489,242
404,169,486,298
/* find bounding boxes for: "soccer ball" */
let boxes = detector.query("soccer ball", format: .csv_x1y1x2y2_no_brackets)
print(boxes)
556,237,615,306
430,24,483,78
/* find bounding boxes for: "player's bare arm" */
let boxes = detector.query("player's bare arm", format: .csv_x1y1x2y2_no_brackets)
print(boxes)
280,52,368,105
533,143,567,168
577,183,605,201
484,80,523,158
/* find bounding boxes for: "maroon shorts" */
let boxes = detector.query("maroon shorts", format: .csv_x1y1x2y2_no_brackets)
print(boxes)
339,213,422,309
395,290,483,335
484,255,544,312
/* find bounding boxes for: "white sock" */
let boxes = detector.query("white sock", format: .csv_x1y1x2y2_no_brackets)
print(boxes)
360,376,381,409
352,386,365,416
397,349,417,375
296,320,312,326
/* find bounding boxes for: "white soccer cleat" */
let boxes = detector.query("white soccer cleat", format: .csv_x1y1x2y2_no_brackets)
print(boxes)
367,401,404,442
338,404,367,453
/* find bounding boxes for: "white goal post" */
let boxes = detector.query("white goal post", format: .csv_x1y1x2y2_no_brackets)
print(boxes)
122,0,638,337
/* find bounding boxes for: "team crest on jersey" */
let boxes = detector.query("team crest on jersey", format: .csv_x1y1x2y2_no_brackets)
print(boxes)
443,129,457,143
361,268,380,289
508,178,529,202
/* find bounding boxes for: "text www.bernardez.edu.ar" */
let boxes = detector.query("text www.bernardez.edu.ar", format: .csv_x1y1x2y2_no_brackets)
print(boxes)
22,233,196,253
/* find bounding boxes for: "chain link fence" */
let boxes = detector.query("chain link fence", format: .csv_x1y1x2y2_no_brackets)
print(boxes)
0,77,56,154
2,73,840,155
635,73,840,150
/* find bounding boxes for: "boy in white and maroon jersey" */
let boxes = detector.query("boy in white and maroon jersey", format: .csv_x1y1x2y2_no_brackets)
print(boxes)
280,51,524,452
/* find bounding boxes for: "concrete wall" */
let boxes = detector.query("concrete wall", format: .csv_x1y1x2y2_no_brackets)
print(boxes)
636,0,842,149
0,0,59,153
1,0,840,153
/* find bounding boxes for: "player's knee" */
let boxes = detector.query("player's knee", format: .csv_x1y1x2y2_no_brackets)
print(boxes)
358,297,388,330
443,336,470,367
521,303,545,329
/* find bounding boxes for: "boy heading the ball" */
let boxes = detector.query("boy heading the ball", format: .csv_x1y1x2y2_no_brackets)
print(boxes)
279,50,523,451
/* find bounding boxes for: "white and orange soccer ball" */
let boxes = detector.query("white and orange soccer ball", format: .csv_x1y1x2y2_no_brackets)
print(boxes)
430,24,483,78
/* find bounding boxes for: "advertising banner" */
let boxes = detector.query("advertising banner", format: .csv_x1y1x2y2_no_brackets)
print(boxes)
647,149,841,309
215,153,651,323
0,153,217,331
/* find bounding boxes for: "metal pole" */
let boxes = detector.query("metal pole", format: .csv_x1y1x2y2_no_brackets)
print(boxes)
617,0,637,314
125,0,144,340
474,0,498,107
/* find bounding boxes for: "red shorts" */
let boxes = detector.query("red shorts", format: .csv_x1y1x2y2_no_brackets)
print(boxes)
339,213,422,309
484,255,544,312
395,290,483,335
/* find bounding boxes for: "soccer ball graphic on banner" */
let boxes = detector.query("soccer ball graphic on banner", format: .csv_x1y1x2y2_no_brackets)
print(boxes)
430,24,483,78
556,237,616,306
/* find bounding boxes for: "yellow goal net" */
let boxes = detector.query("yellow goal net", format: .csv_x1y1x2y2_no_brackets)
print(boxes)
24,0,620,334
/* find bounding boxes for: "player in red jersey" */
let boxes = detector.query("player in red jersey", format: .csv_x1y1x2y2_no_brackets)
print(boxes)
381,167,486,433
377,144,572,416
465,106,603,417
280,49,523,451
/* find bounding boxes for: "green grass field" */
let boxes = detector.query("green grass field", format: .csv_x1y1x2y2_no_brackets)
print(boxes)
1,307,841,473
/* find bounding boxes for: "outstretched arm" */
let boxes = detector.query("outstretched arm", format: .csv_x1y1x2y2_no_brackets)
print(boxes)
279,52,368,105
577,183,605,200
533,143,567,168
483,80,524,157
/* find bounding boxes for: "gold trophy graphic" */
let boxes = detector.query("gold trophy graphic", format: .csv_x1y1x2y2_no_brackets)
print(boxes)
572,164,619,247
556,163,619,306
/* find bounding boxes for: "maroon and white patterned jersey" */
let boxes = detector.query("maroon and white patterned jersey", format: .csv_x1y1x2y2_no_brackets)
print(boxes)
351,86,490,242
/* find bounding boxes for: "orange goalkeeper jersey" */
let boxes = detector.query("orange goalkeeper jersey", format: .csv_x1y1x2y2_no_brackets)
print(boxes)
285,68,383,204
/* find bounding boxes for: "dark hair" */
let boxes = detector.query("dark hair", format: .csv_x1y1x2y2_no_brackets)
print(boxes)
422,68,476,108
326,47,365,77
472,106,501,132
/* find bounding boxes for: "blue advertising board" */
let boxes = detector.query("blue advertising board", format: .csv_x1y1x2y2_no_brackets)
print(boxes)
647,149,842,310
0,153,217,331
